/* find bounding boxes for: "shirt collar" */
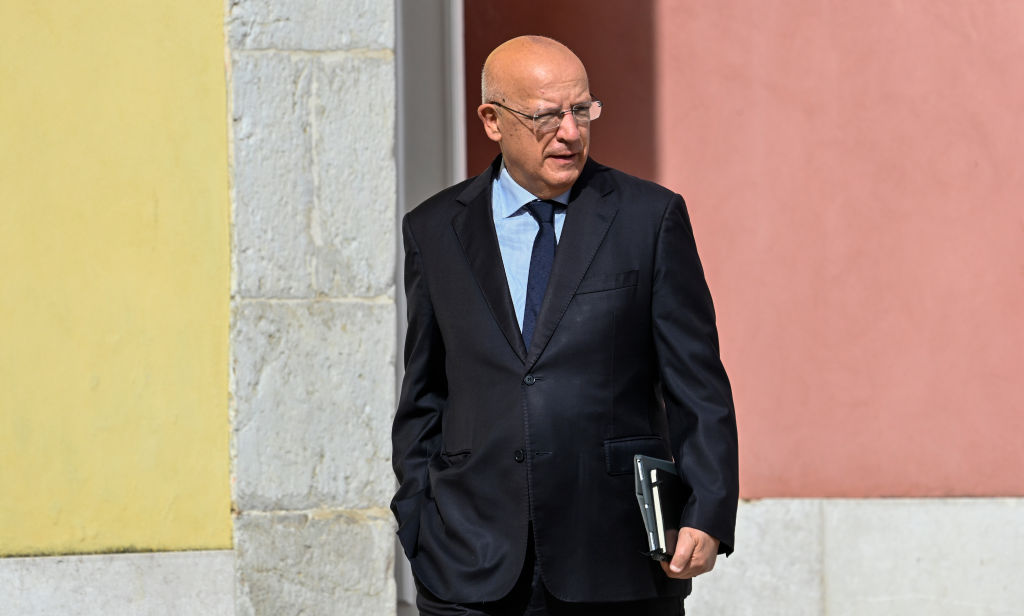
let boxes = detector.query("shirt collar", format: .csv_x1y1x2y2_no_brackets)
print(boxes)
495,164,571,219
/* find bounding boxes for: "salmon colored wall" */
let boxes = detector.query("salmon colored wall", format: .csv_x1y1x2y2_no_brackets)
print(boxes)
466,2,1024,497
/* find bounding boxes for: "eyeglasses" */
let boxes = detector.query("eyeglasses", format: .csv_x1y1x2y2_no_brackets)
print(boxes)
488,100,603,135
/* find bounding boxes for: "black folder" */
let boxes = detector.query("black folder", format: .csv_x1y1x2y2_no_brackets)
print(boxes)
633,454,686,561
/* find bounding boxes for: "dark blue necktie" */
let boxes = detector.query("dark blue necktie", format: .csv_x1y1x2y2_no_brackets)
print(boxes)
522,199,557,349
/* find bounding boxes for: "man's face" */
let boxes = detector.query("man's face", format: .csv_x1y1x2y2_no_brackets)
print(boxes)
480,56,592,199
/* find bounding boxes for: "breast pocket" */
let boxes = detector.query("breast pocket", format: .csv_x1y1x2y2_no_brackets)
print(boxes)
575,269,639,295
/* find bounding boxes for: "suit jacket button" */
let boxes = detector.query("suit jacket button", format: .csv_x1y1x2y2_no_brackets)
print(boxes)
514,449,526,463
523,374,536,385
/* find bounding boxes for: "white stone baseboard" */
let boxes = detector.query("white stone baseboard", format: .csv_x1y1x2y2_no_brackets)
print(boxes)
9,499,1020,615
686,498,1024,616
0,550,234,616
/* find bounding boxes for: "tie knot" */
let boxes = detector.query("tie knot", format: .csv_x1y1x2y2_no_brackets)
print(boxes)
525,199,556,225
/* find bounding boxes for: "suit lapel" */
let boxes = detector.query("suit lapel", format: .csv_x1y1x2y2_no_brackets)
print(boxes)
526,161,617,368
452,158,529,363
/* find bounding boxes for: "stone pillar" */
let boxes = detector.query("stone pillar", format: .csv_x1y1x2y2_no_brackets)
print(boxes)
227,2,397,614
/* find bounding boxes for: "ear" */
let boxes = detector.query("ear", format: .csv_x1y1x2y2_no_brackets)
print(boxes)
477,104,502,143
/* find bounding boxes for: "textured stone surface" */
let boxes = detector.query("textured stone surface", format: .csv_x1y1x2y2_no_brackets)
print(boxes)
228,0,394,51
0,550,234,616
231,52,396,299
823,498,1024,616
312,54,396,297
686,499,824,616
688,499,1024,614
235,510,396,616
228,3,398,615
232,52,316,298
232,299,396,511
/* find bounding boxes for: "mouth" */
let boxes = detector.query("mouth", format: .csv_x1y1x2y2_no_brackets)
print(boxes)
547,152,579,164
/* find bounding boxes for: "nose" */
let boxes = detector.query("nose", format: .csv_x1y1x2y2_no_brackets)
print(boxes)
555,110,581,141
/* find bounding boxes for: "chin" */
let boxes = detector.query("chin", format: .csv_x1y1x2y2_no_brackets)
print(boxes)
542,162,582,186
550,169,582,191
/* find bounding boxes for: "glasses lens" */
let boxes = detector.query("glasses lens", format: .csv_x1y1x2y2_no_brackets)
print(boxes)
535,114,561,134
533,101,602,134
569,101,601,126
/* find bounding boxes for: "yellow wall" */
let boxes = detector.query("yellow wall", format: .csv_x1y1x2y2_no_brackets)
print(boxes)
0,1,231,554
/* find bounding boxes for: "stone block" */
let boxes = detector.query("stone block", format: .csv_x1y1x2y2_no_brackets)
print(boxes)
0,550,234,616
235,510,396,616
823,498,1024,616
232,300,396,511
685,499,824,616
231,53,316,299
312,54,396,298
228,0,394,51
231,52,396,300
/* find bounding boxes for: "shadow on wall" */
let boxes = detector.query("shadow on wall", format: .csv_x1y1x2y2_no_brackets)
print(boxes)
463,1,657,182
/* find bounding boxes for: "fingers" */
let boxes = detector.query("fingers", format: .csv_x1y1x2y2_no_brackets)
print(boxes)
669,529,696,575
659,529,694,577
661,527,719,580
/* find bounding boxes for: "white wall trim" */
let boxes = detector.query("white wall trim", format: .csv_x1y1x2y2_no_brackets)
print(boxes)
0,550,235,616
446,0,466,184
395,0,466,608
687,498,1024,616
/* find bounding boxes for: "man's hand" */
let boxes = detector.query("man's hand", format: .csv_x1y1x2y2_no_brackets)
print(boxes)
660,527,719,579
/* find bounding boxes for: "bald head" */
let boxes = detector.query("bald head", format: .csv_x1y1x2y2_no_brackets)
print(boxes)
481,36,588,104
476,36,594,199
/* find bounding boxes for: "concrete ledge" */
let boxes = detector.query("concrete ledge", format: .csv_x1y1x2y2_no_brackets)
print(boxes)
686,498,1024,616
0,550,234,616
823,498,1024,616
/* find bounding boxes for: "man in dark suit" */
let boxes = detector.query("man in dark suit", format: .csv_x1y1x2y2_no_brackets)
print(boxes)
391,36,738,615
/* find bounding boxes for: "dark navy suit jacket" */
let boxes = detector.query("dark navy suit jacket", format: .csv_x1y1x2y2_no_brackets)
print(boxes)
391,156,738,603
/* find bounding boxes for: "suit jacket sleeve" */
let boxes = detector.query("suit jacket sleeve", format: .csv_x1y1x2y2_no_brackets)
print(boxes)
652,194,739,554
391,214,447,558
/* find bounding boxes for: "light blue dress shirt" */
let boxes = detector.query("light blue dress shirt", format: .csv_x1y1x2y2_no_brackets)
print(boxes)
491,165,570,330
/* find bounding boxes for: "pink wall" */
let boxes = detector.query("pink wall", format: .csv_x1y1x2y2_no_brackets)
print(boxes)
465,2,1024,497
